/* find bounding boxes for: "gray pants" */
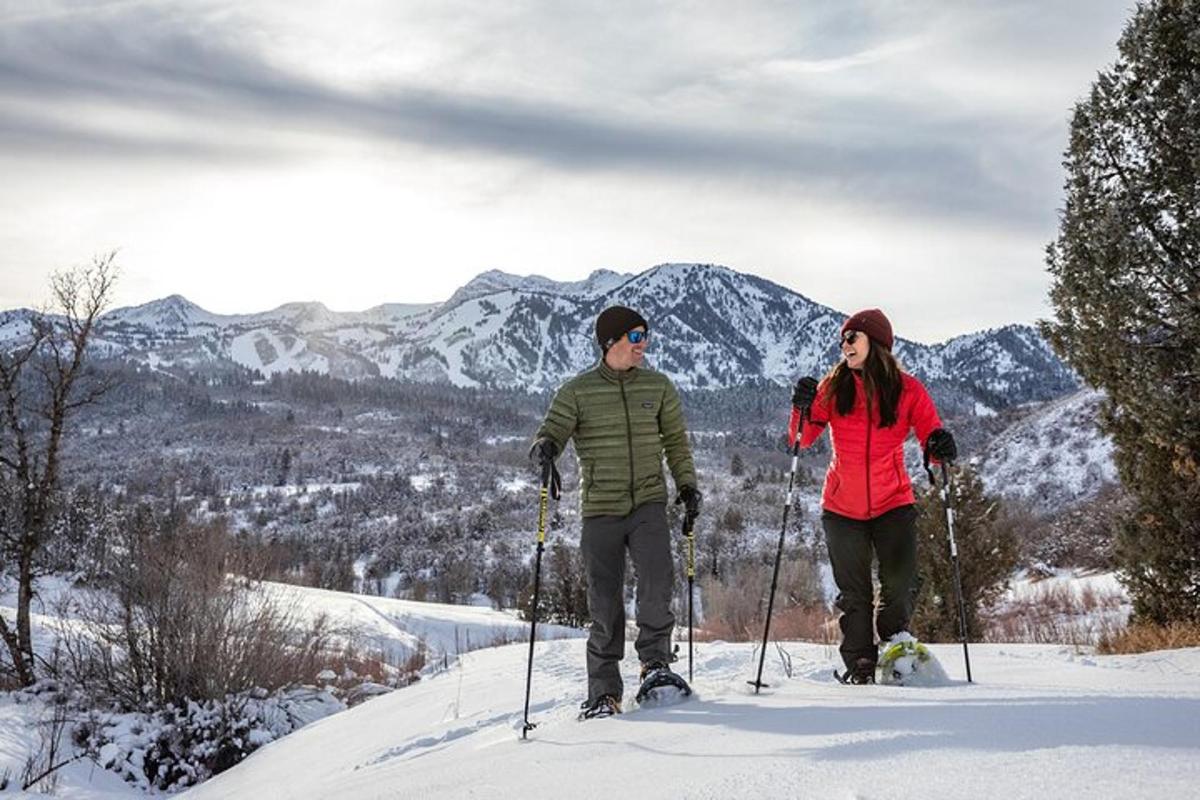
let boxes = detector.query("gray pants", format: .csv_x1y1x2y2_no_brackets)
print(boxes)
580,501,675,702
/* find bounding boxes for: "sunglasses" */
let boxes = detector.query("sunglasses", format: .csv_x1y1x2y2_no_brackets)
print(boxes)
841,331,861,345
626,330,648,344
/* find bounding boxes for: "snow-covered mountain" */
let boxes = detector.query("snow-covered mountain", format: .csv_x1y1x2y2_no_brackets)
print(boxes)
3,263,1078,405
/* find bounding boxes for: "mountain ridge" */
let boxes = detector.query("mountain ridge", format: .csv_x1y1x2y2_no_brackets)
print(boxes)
0,263,1078,408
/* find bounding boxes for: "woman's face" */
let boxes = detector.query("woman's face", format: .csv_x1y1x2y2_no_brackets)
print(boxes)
841,329,870,370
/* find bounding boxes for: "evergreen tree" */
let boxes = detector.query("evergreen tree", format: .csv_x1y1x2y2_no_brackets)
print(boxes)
1041,0,1200,624
274,448,292,487
911,465,1018,642
518,542,589,627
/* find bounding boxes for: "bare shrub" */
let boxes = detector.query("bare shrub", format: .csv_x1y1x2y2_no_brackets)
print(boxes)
54,508,340,708
325,639,427,690
698,558,829,643
981,578,1128,646
698,565,765,640
769,605,837,643
1097,622,1200,654
18,698,80,792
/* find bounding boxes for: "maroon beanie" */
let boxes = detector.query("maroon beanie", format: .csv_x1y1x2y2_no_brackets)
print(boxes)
841,308,894,350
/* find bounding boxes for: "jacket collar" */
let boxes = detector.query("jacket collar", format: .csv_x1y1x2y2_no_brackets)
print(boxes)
596,358,640,383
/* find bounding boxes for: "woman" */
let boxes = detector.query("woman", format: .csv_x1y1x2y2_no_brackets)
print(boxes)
790,308,956,684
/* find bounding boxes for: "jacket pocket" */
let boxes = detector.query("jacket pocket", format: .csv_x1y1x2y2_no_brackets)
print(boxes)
637,471,662,489
581,462,595,502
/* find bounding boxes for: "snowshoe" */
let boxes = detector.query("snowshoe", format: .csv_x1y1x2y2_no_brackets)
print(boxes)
877,633,950,686
834,656,877,685
578,694,622,720
635,663,692,706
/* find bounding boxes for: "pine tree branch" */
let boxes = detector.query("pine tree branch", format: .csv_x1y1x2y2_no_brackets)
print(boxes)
1096,130,1198,313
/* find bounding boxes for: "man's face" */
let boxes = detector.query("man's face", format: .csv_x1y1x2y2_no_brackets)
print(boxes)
606,326,648,369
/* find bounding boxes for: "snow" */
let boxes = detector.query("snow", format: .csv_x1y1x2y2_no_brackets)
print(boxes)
4,575,1200,798
0,694,137,798
243,481,362,499
257,581,582,664
228,328,331,376
410,473,439,491
30,264,1073,395
181,639,1200,800
498,477,532,493
1006,569,1127,605
973,400,997,417
977,389,1117,512
484,434,527,446
441,268,634,311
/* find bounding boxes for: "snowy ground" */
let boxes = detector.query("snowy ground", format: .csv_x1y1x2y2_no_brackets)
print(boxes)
5,578,1198,798
256,580,582,663
0,579,581,797
180,639,1200,800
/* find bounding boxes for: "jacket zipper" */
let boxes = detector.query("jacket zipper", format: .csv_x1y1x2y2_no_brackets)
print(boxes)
619,379,635,507
865,399,872,518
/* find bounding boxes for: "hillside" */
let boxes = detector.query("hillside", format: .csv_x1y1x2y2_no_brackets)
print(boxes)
182,638,1200,799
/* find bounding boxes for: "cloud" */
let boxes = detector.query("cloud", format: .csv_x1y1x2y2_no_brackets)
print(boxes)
0,1,1082,229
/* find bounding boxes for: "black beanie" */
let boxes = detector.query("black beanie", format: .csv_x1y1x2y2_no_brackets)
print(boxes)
595,305,649,351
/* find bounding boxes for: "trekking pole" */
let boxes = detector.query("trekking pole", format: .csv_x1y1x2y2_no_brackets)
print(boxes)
939,461,973,683
684,510,696,684
521,459,556,738
749,427,802,693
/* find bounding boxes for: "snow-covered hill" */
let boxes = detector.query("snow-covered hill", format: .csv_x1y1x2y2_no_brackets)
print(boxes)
976,389,1117,514
1,263,1078,404
180,638,1200,800
5,576,1198,798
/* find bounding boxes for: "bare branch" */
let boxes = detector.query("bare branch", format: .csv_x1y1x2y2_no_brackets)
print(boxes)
0,253,119,686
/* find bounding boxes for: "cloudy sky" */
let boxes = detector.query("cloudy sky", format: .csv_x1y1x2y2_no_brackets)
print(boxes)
0,0,1131,342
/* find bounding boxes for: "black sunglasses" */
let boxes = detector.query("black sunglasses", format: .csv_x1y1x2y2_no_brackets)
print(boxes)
841,331,861,345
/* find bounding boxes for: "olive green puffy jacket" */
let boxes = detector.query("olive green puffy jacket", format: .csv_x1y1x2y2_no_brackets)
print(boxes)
535,360,697,518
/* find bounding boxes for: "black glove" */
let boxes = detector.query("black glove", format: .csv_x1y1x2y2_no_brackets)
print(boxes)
528,438,562,500
792,377,818,416
528,437,558,466
925,428,957,462
675,486,703,522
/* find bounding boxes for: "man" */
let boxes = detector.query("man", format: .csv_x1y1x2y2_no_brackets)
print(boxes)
530,305,701,719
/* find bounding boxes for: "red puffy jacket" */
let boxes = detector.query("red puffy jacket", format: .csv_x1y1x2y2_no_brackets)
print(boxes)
789,372,942,521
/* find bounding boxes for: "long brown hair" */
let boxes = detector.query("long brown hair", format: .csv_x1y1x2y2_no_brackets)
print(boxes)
817,343,903,427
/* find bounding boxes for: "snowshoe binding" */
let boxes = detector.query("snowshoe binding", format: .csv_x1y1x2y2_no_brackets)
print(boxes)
834,656,877,685
877,632,950,686
578,694,622,721
635,662,692,706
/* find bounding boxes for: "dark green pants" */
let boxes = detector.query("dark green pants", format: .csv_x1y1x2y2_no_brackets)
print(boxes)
822,504,919,670
580,501,674,702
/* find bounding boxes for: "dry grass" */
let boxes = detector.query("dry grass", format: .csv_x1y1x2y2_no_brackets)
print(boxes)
325,641,428,689
1097,621,1200,654
694,605,835,644
982,578,1128,647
